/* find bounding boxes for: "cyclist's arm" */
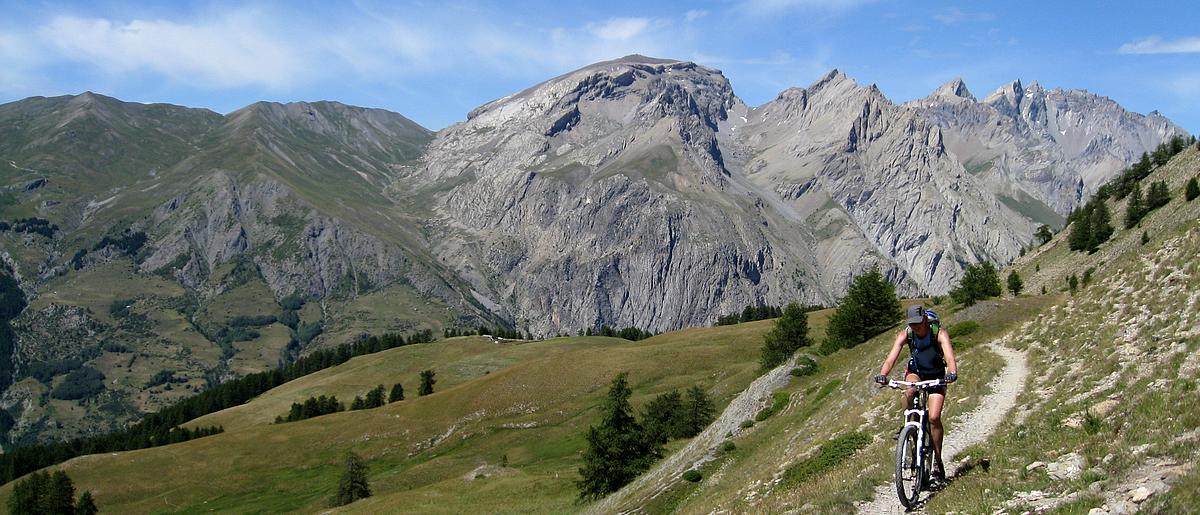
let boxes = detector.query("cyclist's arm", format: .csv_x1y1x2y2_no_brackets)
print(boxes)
938,328,957,375
878,329,907,376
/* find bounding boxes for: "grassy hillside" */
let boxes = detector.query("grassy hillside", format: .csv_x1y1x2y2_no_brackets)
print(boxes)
0,315,819,513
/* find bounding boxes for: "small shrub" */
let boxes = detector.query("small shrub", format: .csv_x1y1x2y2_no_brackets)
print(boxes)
720,440,736,453
681,470,702,482
947,320,979,339
755,392,790,422
1083,410,1103,435
790,356,818,377
780,431,871,488
739,419,755,429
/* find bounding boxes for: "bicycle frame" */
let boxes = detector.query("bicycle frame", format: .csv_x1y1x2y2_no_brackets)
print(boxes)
886,378,944,504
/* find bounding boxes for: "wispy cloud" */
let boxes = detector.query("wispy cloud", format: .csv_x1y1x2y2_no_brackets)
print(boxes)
1119,36,1200,55
685,10,708,22
0,7,690,95
588,17,651,41
37,11,306,90
933,8,995,26
737,0,878,16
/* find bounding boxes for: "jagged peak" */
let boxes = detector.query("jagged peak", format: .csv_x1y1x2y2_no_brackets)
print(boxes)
811,68,851,90
931,78,975,101
984,79,1024,106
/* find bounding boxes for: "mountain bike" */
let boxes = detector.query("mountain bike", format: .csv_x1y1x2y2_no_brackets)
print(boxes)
883,378,946,509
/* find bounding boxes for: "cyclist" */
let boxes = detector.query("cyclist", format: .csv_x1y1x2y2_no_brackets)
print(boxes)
874,305,958,483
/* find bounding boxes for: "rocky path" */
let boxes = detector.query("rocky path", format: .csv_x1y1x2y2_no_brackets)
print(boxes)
584,358,799,515
856,345,1030,514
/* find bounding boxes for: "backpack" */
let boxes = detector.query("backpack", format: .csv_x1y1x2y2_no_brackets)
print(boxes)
905,309,945,372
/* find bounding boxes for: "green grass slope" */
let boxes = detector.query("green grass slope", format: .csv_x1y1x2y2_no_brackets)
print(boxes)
627,146,1200,513
0,317,798,513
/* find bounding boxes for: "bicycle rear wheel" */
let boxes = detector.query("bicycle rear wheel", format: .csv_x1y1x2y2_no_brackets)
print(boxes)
894,425,922,509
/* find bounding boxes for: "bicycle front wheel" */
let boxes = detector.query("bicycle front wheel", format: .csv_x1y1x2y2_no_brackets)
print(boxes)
895,425,922,509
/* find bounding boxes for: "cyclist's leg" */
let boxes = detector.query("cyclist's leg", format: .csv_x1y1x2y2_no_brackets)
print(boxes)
903,371,920,411
928,392,946,474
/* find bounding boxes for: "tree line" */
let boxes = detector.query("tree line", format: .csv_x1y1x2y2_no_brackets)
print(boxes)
576,373,715,499
0,218,59,238
7,469,97,515
0,329,436,485
1095,135,1192,201
443,326,529,340
715,303,824,327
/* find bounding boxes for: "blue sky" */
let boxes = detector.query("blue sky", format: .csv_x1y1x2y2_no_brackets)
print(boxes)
1,0,1198,132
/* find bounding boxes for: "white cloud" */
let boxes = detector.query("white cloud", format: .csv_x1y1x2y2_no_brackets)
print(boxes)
933,8,995,26
37,11,306,90
1119,36,1200,55
589,18,651,41
2,6,687,101
685,10,709,22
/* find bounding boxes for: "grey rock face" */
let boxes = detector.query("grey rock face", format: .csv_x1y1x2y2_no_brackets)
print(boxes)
913,78,1187,216
414,59,1177,332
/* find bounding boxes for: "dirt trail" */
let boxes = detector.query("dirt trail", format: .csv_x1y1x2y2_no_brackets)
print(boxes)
856,345,1030,514
584,358,799,515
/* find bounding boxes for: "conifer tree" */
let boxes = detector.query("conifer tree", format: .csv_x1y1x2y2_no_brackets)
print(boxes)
1087,201,1113,252
1035,225,1053,245
576,373,659,500
760,303,813,369
418,370,436,396
1068,206,1092,252
331,452,371,507
950,262,1002,306
640,390,684,445
350,396,365,410
1125,182,1144,229
365,385,385,408
389,383,404,403
1007,270,1023,296
824,266,901,353
75,491,98,515
1187,176,1199,202
46,470,76,515
682,386,715,437
1142,231,1150,245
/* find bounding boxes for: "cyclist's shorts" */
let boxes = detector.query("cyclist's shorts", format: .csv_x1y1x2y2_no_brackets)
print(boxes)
905,365,946,395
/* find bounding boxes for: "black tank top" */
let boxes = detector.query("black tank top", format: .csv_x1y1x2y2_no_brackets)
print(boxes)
909,328,945,376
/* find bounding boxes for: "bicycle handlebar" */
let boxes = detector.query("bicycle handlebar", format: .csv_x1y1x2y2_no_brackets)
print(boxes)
882,379,945,389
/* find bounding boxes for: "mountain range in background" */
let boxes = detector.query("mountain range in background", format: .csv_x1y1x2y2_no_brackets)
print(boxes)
0,54,1186,445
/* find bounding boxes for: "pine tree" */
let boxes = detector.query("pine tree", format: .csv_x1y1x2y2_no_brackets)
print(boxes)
1087,201,1113,253
1125,182,1144,229
46,470,76,514
350,396,365,410
418,370,436,396
824,266,902,353
1035,224,1053,245
1146,181,1170,210
950,262,1002,306
331,452,371,507
1141,231,1150,245
389,383,404,403
365,385,385,408
760,303,813,369
1068,205,1092,252
640,390,684,445
1007,270,1023,296
75,491,98,515
682,386,715,437
576,373,660,500
1187,176,1200,202
7,470,47,515
1068,274,1079,295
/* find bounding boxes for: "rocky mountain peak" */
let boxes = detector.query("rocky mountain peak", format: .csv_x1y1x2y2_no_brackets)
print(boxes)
931,78,975,101
983,79,1025,108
